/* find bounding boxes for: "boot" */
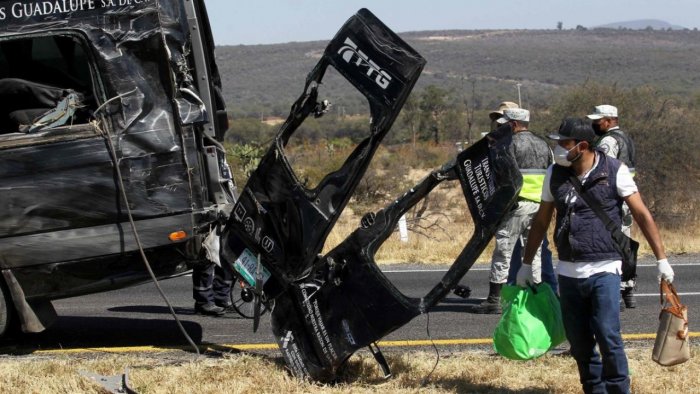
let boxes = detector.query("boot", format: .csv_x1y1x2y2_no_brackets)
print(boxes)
471,282,502,314
621,287,637,309
195,302,226,316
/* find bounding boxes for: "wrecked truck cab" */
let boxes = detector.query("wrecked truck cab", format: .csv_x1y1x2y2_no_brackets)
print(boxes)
0,0,234,336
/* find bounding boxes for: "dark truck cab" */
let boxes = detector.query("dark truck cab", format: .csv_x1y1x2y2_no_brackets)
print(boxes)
0,0,234,335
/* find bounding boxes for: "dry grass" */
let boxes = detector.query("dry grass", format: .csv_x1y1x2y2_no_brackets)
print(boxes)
0,346,695,393
636,225,700,256
256,139,700,264
324,210,700,265
323,206,483,266
323,187,700,266
323,180,493,265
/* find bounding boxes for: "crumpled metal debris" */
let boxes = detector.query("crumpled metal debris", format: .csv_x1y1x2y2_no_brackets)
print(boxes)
79,368,137,394
220,8,522,382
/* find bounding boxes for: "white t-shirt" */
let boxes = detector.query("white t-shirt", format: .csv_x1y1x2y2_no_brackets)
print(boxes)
541,153,638,278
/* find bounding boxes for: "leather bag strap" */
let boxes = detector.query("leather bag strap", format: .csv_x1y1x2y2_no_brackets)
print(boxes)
659,279,689,339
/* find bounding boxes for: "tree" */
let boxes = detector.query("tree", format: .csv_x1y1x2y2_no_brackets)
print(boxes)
441,108,468,143
459,75,478,145
557,21,563,30
397,94,424,147
538,81,700,227
420,85,449,144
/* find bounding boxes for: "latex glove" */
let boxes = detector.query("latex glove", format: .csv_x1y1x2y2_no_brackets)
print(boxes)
657,258,674,283
516,264,533,287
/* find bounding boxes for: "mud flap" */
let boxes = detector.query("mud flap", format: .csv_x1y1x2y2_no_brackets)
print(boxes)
2,270,57,333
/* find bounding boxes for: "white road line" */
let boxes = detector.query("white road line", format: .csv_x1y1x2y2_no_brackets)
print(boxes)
635,292,700,297
383,262,700,273
182,263,699,276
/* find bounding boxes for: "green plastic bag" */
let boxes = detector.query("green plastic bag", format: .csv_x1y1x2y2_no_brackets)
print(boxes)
493,283,566,360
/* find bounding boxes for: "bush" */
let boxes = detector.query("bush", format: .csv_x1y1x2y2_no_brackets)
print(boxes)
543,82,700,227
226,82,699,230
225,142,266,186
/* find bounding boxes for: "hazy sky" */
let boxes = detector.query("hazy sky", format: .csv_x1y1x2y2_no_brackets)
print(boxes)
204,0,699,46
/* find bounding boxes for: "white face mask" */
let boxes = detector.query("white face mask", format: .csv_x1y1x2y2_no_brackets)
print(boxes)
553,143,582,167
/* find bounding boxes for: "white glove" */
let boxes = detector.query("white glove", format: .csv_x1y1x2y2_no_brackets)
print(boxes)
657,258,674,283
516,264,533,287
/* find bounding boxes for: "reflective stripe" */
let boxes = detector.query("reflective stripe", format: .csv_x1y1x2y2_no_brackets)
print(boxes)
193,285,212,291
519,169,547,203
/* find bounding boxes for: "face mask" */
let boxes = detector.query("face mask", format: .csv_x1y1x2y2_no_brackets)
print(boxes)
591,122,605,136
553,143,582,167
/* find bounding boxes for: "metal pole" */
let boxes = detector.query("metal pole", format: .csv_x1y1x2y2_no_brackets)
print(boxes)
516,83,522,107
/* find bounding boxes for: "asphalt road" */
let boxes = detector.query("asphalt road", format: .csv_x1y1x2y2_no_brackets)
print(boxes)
1,255,698,353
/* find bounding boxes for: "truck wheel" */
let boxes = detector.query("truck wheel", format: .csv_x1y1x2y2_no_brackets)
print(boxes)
0,280,14,337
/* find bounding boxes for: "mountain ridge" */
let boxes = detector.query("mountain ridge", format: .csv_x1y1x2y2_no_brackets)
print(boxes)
594,19,687,30
214,28,700,117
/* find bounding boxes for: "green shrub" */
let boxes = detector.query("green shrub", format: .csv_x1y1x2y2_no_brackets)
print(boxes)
225,142,266,187
543,82,700,227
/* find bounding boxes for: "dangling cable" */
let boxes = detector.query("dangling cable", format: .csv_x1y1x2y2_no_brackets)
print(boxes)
420,310,440,387
93,92,201,355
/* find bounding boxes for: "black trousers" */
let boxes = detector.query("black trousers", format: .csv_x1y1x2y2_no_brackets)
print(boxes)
192,262,233,306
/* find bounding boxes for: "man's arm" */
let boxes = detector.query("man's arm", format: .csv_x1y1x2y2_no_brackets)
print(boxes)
522,201,555,265
516,201,554,286
624,192,674,282
624,192,666,260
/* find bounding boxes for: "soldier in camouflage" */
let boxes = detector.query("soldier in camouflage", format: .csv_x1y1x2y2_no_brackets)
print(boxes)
587,104,638,309
473,107,553,314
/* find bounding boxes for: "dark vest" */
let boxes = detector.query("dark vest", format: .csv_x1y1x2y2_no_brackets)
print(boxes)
550,152,624,262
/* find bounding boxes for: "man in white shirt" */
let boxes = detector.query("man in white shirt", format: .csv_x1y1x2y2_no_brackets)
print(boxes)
516,117,674,394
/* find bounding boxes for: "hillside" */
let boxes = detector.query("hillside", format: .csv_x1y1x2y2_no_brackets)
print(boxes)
595,19,687,30
214,28,700,117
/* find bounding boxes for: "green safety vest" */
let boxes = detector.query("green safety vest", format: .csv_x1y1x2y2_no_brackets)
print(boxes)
519,169,548,203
